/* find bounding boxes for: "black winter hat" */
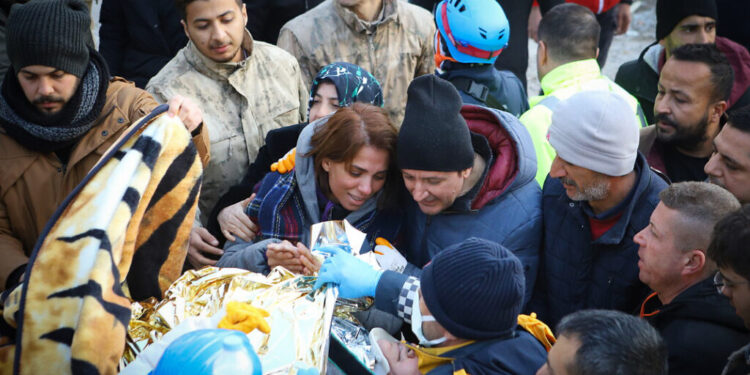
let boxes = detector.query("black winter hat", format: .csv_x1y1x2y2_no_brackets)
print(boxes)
397,75,473,171
420,237,525,340
656,0,718,41
7,0,92,78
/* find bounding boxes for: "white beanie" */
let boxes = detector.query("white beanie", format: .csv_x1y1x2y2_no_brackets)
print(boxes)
548,91,639,177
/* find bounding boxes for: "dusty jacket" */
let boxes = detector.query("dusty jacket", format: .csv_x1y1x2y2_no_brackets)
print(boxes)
147,31,307,223
0,78,209,290
277,0,434,126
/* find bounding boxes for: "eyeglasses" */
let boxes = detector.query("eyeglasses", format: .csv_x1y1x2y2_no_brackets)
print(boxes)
714,272,750,294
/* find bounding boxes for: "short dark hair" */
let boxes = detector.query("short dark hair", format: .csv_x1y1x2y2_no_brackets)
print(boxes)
556,310,668,375
707,205,750,282
727,105,750,135
670,43,734,103
175,0,242,19
537,3,600,63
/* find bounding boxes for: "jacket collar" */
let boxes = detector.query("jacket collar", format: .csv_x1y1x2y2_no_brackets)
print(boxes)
333,0,399,34
185,30,254,80
588,153,651,245
540,59,601,95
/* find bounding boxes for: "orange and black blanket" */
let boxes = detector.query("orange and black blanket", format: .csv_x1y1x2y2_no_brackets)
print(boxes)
0,105,202,375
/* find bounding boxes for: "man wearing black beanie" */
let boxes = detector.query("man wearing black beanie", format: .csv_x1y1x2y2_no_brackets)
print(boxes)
0,0,209,292
385,75,542,307
615,0,750,124
314,237,549,374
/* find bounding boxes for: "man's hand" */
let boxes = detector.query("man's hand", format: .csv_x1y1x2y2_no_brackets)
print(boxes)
218,194,258,242
167,94,203,132
267,240,304,273
528,5,542,42
615,3,631,35
298,243,322,276
313,247,383,298
378,341,419,375
187,226,223,268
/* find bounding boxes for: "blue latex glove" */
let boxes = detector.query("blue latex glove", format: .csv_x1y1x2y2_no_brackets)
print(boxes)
313,247,383,298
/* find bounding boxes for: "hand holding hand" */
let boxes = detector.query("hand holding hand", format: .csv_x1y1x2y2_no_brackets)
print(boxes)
218,194,258,242
267,240,304,273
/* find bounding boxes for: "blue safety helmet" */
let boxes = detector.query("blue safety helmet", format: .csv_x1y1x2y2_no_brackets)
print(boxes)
434,0,510,64
150,329,262,375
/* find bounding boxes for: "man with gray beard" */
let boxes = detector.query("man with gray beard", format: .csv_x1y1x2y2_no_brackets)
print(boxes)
529,90,668,328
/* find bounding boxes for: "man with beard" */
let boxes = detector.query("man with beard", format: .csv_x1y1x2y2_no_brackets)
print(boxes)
529,90,667,328
0,0,208,292
638,43,733,183
705,105,750,204
147,0,308,269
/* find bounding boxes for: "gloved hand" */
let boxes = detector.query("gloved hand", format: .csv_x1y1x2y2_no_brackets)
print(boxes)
270,148,296,174
373,237,407,273
313,247,383,298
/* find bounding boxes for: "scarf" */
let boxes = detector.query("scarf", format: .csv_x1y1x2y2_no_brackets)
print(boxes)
0,49,109,153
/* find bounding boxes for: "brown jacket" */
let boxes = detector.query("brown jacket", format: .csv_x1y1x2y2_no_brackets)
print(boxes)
277,0,435,126
0,78,208,289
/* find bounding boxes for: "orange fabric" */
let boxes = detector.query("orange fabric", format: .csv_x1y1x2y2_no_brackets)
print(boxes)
639,292,661,318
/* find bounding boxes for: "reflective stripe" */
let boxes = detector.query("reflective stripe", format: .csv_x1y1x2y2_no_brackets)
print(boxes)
535,95,561,111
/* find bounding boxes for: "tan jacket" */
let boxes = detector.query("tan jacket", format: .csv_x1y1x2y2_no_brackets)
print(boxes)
278,0,435,126
0,78,209,289
147,32,308,223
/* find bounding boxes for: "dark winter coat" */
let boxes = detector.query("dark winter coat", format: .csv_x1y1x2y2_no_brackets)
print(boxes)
641,277,750,375
531,153,667,327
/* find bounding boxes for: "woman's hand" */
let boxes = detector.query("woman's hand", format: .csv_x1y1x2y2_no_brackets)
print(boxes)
218,194,257,242
298,243,322,276
266,240,304,273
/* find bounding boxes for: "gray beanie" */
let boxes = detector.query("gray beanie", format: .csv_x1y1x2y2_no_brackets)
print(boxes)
7,0,92,78
548,91,639,177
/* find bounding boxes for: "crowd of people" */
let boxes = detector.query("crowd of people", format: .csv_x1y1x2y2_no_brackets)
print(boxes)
1,0,750,374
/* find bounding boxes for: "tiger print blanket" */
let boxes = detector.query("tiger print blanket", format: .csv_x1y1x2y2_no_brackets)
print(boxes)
0,105,202,375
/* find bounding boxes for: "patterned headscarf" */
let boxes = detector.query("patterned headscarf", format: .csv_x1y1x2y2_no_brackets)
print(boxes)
307,62,384,118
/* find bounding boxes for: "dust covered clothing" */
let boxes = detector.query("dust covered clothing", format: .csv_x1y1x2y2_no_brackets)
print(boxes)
147,31,307,223
277,0,434,126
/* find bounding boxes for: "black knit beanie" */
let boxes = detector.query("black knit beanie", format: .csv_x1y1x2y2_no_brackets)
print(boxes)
397,75,473,172
7,0,91,78
656,0,718,41
420,237,524,340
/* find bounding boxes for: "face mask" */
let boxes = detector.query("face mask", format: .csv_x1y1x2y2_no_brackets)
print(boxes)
411,303,447,347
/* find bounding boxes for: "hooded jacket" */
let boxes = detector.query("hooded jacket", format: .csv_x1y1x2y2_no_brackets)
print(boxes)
389,105,542,306
531,153,667,328
277,0,434,126
641,277,750,375
615,37,750,125
216,117,401,273
147,31,308,224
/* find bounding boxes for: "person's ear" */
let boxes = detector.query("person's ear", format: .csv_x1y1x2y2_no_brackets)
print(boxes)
538,41,548,66
241,2,248,26
460,167,472,179
322,158,332,172
682,250,706,276
181,19,190,40
710,100,728,124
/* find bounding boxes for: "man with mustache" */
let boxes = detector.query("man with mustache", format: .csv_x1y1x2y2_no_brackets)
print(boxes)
529,90,667,328
147,0,308,269
638,43,733,183
705,105,750,205
0,0,208,292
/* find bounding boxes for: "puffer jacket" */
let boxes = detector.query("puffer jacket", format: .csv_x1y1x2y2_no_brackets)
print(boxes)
147,30,308,224
391,104,542,306
0,78,209,290
277,0,434,126
216,117,401,274
530,153,667,327
437,62,529,117
640,277,750,375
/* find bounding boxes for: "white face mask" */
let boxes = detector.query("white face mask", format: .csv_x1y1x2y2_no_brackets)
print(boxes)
411,303,447,347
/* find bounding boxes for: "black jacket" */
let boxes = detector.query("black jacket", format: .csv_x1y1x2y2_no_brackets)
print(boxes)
99,0,187,88
641,277,750,375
